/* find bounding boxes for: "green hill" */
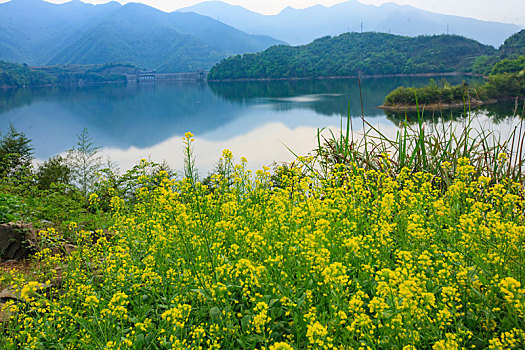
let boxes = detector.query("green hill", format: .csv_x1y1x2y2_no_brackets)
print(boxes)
500,30,525,58
208,32,497,80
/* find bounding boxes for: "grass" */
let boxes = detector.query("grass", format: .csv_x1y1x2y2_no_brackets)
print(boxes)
302,93,525,190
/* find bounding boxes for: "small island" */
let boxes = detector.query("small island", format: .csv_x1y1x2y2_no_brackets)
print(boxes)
380,57,525,112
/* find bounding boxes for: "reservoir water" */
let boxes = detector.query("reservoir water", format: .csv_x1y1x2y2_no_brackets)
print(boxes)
0,76,521,174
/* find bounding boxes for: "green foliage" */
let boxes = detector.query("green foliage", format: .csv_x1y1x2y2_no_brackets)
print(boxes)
0,61,138,88
94,159,177,211
470,55,499,75
0,124,34,178
0,129,115,232
0,60,55,88
25,184,86,226
469,31,525,75
481,70,525,99
36,155,72,191
0,193,24,223
385,69,525,106
384,79,474,106
491,56,525,75
500,29,525,58
209,33,496,80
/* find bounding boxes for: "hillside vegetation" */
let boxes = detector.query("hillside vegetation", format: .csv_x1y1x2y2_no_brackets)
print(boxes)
208,33,496,80
0,60,55,88
500,29,525,58
0,61,137,88
470,30,525,75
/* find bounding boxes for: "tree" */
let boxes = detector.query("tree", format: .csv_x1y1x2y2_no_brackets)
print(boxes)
0,124,34,178
67,128,102,197
36,155,72,190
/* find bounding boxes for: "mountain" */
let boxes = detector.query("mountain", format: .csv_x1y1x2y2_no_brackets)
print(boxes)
208,32,497,80
178,0,522,47
0,0,283,71
0,0,121,65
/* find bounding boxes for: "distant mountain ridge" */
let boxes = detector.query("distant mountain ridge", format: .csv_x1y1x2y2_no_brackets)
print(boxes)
0,0,283,72
179,0,522,47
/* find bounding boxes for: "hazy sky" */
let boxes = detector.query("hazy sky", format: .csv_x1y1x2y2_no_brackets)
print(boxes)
16,0,525,25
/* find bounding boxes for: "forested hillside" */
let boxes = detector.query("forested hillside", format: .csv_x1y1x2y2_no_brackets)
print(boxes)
0,61,136,88
0,61,55,88
500,30,525,58
208,32,496,80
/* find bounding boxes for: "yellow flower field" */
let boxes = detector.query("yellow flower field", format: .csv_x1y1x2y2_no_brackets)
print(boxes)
1,147,525,349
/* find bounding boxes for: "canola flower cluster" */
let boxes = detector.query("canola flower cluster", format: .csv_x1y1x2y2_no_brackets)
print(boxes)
1,146,525,349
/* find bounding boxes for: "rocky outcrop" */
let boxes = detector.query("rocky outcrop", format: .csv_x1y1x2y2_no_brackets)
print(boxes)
0,223,37,261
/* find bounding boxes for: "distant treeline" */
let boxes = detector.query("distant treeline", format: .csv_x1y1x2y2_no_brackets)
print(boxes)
0,61,136,88
208,32,496,80
0,60,54,87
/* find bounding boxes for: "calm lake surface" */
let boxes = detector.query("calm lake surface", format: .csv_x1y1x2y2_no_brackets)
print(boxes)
0,76,521,174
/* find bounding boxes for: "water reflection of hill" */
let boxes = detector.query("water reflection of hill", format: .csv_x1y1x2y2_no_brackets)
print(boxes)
2,76,505,162
208,76,485,118
0,88,40,114
385,101,523,126
0,82,244,158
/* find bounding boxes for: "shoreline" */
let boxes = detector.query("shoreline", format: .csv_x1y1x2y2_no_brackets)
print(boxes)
208,72,483,83
2,71,483,89
379,96,524,112
378,98,503,112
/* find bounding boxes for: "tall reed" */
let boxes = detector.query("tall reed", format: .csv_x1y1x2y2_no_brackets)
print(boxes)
296,91,525,189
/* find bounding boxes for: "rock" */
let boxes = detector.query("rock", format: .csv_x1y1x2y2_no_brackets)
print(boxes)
62,243,77,255
0,282,50,323
0,223,37,261
0,287,19,301
0,282,51,303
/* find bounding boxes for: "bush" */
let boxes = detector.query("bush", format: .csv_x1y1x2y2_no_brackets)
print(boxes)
36,155,72,191
0,193,25,223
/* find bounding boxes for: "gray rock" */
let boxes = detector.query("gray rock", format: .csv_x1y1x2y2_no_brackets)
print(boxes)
0,223,36,260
